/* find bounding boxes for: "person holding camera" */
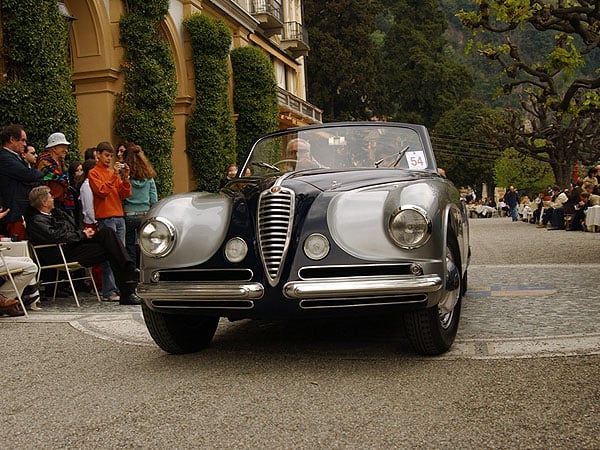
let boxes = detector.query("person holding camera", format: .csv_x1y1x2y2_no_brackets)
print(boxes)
122,143,157,267
88,141,132,302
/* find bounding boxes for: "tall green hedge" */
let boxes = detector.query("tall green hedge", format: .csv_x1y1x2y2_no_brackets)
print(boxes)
0,0,78,156
231,46,279,166
184,14,236,192
115,0,176,198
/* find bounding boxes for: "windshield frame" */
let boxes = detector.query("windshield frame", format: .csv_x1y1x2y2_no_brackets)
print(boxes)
240,122,437,178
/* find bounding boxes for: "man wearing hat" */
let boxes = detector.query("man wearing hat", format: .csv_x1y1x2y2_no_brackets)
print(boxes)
37,132,75,213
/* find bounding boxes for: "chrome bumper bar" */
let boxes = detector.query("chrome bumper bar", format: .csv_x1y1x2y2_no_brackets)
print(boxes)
283,276,443,299
138,275,442,304
138,282,264,300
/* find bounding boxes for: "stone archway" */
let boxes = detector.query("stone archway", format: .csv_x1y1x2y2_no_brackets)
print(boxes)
65,0,195,192
65,0,124,153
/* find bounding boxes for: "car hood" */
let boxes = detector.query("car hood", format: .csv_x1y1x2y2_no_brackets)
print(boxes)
279,169,435,192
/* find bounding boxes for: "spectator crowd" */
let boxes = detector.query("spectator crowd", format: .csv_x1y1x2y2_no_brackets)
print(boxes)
0,124,158,317
465,166,600,233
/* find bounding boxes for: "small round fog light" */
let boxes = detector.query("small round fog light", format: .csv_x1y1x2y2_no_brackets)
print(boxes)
225,237,248,263
410,263,424,276
303,233,330,260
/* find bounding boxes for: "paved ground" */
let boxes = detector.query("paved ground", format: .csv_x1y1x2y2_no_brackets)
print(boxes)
3,216,599,359
2,216,599,449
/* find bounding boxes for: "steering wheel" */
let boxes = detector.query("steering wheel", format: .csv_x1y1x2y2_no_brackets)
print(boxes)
274,159,297,169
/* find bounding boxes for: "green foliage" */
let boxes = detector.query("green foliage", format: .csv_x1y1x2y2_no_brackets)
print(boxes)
304,0,472,126
381,0,472,127
455,0,600,187
231,46,279,166
115,0,176,198
433,99,498,193
0,0,78,157
494,148,554,195
304,0,384,121
184,14,236,192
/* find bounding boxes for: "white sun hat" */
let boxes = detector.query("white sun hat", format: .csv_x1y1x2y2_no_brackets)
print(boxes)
46,132,71,148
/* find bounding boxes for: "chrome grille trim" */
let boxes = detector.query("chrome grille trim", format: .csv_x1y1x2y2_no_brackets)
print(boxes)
257,187,295,287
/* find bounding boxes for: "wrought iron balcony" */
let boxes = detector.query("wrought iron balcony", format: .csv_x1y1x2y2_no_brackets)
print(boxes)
281,21,309,58
251,0,283,37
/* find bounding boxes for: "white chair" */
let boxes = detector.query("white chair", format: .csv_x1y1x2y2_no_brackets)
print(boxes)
0,246,28,317
29,243,101,307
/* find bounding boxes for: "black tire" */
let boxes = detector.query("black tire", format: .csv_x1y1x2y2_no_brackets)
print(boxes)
403,235,462,355
142,302,219,354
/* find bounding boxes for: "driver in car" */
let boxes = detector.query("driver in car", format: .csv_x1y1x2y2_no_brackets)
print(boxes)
284,138,324,170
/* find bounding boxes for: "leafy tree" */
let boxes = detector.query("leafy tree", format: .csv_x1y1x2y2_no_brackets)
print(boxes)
0,0,78,157
115,0,177,198
380,0,472,127
432,99,497,192
231,46,279,166
304,0,383,121
494,148,555,197
458,1,600,188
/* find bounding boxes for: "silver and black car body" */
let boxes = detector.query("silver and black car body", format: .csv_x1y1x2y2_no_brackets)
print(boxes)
138,122,470,355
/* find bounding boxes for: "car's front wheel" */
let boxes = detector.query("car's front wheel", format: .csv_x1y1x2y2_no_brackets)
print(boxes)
142,303,219,354
403,236,462,355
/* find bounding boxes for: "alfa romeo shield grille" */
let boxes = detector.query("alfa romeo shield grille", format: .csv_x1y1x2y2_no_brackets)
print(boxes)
258,188,294,287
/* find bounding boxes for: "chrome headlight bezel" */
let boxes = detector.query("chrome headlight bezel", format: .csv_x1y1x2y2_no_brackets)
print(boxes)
139,217,177,258
388,205,431,249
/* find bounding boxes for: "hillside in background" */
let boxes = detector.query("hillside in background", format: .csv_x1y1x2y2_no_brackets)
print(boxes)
440,0,600,109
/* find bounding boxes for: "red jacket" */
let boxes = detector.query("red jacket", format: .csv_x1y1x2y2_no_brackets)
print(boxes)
88,163,131,219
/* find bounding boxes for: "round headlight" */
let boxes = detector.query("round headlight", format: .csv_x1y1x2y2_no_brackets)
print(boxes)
388,206,431,249
225,237,248,263
303,233,330,260
139,217,176,257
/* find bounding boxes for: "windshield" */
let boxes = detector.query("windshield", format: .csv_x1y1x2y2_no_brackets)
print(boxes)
241,124,432,177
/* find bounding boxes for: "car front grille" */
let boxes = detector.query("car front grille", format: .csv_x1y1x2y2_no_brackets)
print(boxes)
257,187,295,287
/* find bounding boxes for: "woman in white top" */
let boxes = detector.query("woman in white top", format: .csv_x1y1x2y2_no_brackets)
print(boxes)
79,159,97,228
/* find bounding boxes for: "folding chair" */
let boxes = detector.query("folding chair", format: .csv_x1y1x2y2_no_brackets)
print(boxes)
29,243,101,307
0,246,29,317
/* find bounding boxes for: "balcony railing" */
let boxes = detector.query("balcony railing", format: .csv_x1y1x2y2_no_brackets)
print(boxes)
250,0,283,36
278,87,322,124
281,21,309,57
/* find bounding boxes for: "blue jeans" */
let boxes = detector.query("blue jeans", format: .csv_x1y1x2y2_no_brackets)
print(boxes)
125,213,146,267
510,204,519,222
98,217,126,297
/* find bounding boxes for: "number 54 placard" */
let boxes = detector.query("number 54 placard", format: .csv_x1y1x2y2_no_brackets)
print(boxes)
406,150,427,170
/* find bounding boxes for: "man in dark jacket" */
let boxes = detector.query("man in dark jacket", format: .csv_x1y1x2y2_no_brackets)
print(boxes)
26,185,141,305
504,185,520,222
0,124,43,239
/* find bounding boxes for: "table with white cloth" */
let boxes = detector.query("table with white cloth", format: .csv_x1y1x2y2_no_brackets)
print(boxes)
0,240,30,257
585,205,600,232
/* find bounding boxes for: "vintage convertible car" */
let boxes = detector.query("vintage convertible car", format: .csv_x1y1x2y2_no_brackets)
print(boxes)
138,122,470,355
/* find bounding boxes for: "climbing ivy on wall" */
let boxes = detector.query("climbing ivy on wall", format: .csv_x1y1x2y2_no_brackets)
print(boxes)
231,46,279,166
0,0,79,156
183,13,236,192
115,0,177,198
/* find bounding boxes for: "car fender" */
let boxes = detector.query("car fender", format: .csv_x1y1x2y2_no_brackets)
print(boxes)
141,191,232,269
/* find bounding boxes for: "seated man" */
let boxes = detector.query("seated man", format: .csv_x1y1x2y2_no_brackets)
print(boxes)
26,186,141,305
539,186,568,229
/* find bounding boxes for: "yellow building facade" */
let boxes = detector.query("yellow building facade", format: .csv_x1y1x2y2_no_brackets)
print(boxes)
64,0,321,193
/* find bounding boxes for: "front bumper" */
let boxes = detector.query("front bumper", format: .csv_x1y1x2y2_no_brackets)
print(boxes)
138,274,442,311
